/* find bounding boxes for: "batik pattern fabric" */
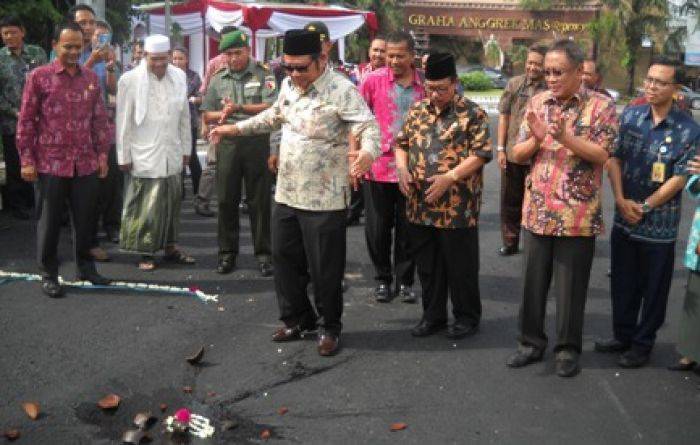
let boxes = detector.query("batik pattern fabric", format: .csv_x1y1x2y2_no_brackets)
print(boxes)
613,104,699,243
236,67,380,211
518,87,618,237
394,94,492,229
16,60,110,178
497,74,546,162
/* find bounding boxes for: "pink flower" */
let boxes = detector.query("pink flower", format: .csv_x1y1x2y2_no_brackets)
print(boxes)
174,408,191,424
189,286,200,293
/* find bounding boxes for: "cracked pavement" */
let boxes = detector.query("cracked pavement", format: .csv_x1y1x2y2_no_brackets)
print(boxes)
1,115,700,443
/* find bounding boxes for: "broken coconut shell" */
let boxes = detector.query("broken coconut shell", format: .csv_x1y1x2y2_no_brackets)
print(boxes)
97,393,121,410
185,346,205,365
122,429,150,444
133,412,156,430
3,429,20,441
21,401,40,420
390,422,408,432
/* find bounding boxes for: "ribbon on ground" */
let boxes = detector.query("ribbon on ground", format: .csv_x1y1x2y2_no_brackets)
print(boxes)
0,270,218,303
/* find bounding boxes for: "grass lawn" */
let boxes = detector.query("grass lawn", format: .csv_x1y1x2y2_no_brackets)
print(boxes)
462,89,504,99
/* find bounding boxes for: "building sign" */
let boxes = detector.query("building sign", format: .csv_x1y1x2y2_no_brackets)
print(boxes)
407,15,589,34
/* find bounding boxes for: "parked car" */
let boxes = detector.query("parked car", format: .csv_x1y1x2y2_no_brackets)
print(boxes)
679,86,700,110
457,65,509,89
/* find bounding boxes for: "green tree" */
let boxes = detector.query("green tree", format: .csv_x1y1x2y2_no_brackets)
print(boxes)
521,0,668,96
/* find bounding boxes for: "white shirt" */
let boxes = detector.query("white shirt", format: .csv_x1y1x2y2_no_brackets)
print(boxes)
116,67,191,178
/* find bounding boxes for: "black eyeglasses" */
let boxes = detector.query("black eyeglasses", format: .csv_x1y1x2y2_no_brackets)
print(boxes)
644,77,673,88
282,61,314,73
544,68,571,78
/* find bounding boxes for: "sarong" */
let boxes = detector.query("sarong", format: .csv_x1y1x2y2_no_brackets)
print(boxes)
120,174,181,254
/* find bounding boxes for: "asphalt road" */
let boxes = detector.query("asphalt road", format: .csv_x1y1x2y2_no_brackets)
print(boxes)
1,114,699,444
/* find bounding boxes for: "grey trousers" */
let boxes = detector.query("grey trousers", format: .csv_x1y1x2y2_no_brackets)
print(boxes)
518,230,595,354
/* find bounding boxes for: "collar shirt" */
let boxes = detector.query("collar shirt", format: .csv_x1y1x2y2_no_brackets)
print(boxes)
16,60,110,177
237,67,380,211
200,59,277,126
613,104,699,242
0,44,48,135
355,62,379,84
359,67,425,183
395,94,492,228
518,86,618,237
497,74,547,162
116,69,191,178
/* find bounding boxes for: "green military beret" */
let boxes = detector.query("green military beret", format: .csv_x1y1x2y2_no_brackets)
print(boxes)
219,30,249,51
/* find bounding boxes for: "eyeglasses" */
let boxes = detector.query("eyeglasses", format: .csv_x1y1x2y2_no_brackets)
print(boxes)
425,84,452,95
282,61,314,73
644,77,674,88
544,68,571,78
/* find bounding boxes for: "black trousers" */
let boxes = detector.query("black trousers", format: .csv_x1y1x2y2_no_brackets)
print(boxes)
185,127,202,196
272,203,346,336
518,230,595,354
500,161,528,249
37,173,99,279
216,135,272,262
1,133,34,211
610,227,675,353
92,146,123,246
410,224,482,326
362,180,414,288
347,187,364,221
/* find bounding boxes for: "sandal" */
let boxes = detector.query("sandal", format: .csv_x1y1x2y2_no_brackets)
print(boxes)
138,256,157,271
163,249,196,265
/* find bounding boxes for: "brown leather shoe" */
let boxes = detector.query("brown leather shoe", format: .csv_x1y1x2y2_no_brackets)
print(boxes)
272,325,303,342
317,334,339,357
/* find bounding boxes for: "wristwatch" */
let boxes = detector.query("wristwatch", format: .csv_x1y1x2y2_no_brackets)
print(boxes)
641,200,652,213
496,146,505,152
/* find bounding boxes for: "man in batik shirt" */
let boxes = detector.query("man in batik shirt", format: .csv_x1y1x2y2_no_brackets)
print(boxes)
506,39,618,378
395,53,491,339
209,29,379,357
0,15,47,219
17,22,110,298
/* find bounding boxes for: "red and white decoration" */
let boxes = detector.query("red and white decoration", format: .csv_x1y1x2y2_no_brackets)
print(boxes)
144,0,378,77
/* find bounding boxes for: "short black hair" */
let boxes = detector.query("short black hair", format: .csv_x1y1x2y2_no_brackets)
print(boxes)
0,15,24,30
67,4,96,21
372,34,386,43
528,43,548,57
547,39,584,67
53,21,83,42
133,40,144,49
386,31,415,52
650,56,686,84
172,45,188,57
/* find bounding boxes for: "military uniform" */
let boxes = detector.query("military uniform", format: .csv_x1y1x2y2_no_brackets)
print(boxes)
201,58,277,266
0,44,47,215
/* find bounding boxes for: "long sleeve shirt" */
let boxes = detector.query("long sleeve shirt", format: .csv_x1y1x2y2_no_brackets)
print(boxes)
16,60,110,177
0,44,48,135
116,69,191,178
237,67,380,211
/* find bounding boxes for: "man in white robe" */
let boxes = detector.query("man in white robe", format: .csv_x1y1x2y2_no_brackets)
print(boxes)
116,34,194,270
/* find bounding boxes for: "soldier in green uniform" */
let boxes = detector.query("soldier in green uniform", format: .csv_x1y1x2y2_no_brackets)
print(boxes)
201,31,277,276
0,15,47,219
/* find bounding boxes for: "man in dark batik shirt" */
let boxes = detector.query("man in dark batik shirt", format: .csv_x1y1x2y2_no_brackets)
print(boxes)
395,53,492,340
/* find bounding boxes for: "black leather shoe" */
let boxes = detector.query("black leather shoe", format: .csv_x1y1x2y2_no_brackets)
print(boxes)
194,201,215,217
397,284,416,304
78,272,111,286
667,360,697,371
594,337,630,353
506,347,543,368
411,320,446,337
216,258,235,274
555,350,580,377
42,278,64,298
498,246,518,256
446,321,478,339
259,262,273,277
105,227,120,243
374,283,391,303
618,350,650,368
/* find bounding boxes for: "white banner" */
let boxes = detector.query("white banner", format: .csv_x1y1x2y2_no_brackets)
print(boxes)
149,12,202,36
267,12,366,41
205,7,243,32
